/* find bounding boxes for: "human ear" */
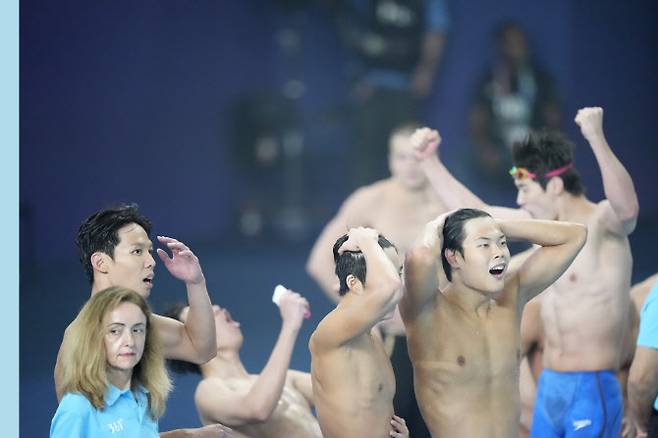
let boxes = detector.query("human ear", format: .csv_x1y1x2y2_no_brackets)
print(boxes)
546,176,564,196
91,252,110,274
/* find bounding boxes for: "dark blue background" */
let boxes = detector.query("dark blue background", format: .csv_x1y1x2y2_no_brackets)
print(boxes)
20,1,658,436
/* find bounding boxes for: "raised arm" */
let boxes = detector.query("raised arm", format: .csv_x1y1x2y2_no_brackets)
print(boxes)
499,219,587,305
154,236,216,363
411,127,530,220
575,107,639,235
197,292,309,426
306,190,371,303
400,212,449,319
311,228,402,349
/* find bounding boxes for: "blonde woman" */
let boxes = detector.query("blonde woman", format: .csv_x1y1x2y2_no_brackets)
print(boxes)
50,287,171,437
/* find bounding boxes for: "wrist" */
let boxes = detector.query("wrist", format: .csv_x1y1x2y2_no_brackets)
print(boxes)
185,274,206,286
281,321,301,333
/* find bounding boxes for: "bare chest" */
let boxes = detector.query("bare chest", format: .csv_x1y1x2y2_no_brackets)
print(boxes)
367,200,442,252
411,304,520,387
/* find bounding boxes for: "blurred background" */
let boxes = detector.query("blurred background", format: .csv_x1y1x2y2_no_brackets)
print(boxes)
20,0,658,436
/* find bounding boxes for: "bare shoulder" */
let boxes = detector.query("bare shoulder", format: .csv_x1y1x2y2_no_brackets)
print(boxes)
309,315,334,353
350,180,390,205
593,199,631,237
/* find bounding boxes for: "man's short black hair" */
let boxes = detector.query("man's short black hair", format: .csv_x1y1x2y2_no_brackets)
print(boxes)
512,130,585,196
76,203,152,284
162,303,202,375
441,208,492,281
332,233,397,296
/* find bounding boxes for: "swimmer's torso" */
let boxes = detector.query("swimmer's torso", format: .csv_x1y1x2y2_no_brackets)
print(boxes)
198,374,321,438
311,329,395,438
540,207,632,371
404,290,521,438
358,180,445,256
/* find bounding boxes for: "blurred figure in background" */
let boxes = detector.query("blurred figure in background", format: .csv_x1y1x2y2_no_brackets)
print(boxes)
470,21,561,194
333,0,450,187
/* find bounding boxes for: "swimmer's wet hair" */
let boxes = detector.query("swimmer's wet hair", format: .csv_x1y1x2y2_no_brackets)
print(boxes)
442,208,492,281
332,234,396,296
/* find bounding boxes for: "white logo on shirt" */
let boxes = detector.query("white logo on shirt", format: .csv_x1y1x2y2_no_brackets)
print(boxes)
108,418,124,433
573,419,592,431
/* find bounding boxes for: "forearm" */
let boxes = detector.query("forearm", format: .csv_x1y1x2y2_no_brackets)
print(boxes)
628,380,657,430
360,238,402,294
420,155,488,210
183,280,217,362
160,430,189,438
248,325,298,419
589,133,639,222
498,219,586,248
416,32,444,75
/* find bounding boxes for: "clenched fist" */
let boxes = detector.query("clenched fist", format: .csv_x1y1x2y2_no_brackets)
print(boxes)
410,127,441,160
575,107,604,143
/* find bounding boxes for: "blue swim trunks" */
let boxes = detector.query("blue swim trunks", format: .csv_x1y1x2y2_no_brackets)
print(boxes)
530,369,622,437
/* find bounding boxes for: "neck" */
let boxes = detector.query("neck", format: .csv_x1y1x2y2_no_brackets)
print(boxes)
91,278,111,296
556,193,593,223
107,367,132,391
446,280,500,316
201,348,248,380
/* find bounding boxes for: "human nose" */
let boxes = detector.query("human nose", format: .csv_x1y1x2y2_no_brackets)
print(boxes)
145,250,156,268
122,330,135,348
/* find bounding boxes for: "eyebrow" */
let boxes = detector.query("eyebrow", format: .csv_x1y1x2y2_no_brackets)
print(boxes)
475,234,506,241
107,322,146,328
132,242,153,249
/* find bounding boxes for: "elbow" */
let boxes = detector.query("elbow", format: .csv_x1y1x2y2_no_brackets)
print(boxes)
250,403,275,423
576,223,588,247
189,345,217,365
200,347,217,363
620,203,640,233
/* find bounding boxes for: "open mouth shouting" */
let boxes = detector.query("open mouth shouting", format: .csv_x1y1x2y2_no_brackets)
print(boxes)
143,273,154,288
488,262,507,280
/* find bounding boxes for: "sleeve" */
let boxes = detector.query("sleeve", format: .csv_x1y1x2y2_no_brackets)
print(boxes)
50,395,90,438
637,286,658,349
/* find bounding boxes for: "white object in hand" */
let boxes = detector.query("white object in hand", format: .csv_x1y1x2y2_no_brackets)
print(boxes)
272,284,311,319
272,284,287,305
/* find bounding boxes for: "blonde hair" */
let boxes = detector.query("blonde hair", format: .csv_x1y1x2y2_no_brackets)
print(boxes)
61,286,172,419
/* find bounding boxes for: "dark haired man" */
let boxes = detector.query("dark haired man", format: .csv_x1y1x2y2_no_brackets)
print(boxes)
412,106,639,437
309,227,409,438
307,123,445,436
163,290,320,438
54,204,229,437
402,208,586,436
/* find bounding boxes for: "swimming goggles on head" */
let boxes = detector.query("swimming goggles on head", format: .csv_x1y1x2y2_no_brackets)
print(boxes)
509,163,573,180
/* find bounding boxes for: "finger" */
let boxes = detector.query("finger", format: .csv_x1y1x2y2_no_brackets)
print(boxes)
156,248,172,264
166,241,189,251
178,249,195,258
393,415,405,423
157,235,180,243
